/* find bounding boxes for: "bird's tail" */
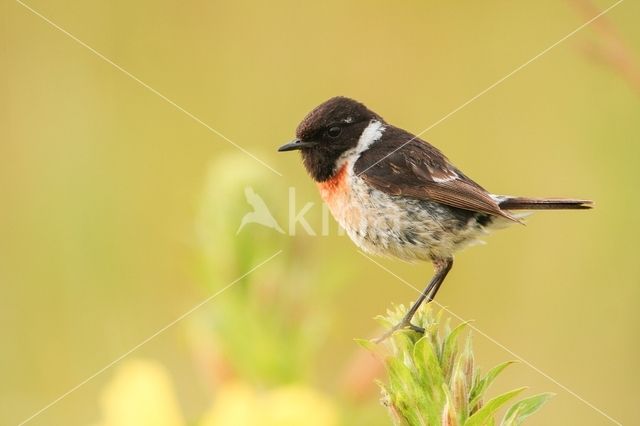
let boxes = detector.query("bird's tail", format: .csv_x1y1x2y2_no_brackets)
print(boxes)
496,196,594,210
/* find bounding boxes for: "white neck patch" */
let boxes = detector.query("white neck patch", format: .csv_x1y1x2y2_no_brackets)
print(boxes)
335,120,385,171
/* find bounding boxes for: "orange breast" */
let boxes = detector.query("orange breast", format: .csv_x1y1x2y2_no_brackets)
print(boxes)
317,165,348,202
317,165,361,227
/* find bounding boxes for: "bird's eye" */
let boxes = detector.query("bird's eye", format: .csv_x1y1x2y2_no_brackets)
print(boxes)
327,126,342,138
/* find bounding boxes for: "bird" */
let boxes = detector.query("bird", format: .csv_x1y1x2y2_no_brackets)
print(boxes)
278,96,592,339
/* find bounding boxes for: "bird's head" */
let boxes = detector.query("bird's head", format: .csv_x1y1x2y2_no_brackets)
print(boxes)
278,96,381,182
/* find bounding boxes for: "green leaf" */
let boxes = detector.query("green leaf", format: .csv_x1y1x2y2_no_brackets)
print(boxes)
368,306,551,426
450,357,470,422
500,393,554,426
386,356,415,393
464,387,526,426
412,336,428,380
442,321,471,378
394,329,419,357
375,314,395,329
420,332,445,390
354,338,377,352
470,361,516,409
460,333,475,389
441,384,460,426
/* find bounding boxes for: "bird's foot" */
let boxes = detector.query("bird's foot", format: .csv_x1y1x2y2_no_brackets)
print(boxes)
373,320,425,343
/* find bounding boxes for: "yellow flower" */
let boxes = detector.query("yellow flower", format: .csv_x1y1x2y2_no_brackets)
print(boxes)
95,359,186,426
201,381,338,426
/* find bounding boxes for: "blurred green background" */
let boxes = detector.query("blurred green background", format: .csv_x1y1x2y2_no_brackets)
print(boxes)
2,0,639,425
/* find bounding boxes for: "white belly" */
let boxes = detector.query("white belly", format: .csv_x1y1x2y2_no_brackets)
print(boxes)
319,167,487,261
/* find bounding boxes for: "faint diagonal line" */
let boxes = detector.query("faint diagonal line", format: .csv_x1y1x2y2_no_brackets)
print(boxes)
15,0,283,177
17,250,283,426
358,251,622,425
356,0,624,178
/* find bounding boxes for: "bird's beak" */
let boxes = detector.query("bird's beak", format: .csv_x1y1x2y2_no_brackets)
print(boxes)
278,138,317,152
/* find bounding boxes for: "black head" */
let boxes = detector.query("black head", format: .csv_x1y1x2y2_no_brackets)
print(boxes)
278,97,381,182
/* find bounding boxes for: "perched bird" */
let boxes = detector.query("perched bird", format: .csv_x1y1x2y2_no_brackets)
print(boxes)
278,96,592,338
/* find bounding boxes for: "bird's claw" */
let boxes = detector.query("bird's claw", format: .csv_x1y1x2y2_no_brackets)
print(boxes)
373,320,425,343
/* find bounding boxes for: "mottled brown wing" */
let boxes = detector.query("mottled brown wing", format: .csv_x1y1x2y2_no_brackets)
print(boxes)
353,126,517,221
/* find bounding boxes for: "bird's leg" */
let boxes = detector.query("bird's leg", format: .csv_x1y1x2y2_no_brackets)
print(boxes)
375,258,453,343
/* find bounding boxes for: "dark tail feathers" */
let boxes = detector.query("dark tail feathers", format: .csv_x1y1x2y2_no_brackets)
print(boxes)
498,196,594,210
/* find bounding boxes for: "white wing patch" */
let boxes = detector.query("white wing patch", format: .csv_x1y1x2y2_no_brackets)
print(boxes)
427,165,458,183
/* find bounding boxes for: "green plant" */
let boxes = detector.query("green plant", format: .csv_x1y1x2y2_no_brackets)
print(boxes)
358,305,552,426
